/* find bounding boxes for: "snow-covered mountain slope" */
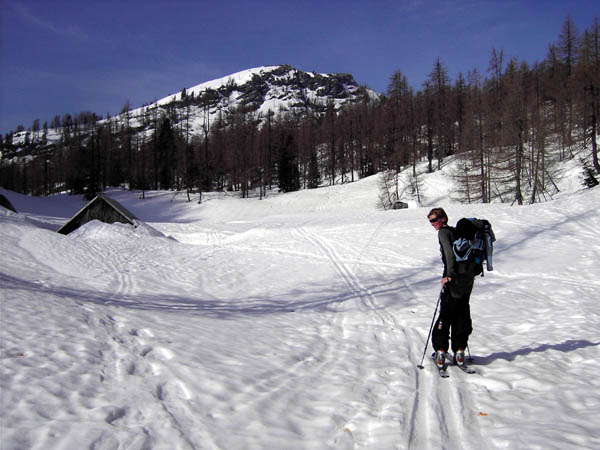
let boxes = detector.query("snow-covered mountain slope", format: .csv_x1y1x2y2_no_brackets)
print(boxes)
1,169,599,449
153,65,375,112
8,65,376,148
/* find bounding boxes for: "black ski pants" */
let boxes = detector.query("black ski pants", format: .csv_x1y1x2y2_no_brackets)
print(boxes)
432,284,473,354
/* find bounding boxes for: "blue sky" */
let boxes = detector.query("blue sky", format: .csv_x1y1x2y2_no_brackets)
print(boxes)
1,0,597,134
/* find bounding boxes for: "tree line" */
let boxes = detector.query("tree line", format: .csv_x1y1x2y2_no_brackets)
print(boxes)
1,15,598,204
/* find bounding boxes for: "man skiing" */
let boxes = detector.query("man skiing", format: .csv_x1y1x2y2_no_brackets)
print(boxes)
428,207,474,369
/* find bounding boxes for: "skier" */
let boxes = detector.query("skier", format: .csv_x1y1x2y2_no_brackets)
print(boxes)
427,207,474,369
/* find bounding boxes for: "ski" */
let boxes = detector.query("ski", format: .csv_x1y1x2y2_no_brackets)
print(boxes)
452,355,477,374
454,363,477,374
438,365,450,378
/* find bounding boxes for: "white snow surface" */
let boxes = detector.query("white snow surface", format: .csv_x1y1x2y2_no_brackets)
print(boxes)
1,171,600,449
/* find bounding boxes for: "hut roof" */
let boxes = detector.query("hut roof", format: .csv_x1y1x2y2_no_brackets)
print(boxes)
57,193,138,235
0,194,17,212
0,193,17,213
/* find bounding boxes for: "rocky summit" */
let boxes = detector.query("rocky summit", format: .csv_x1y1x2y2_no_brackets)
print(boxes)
6,65,375,153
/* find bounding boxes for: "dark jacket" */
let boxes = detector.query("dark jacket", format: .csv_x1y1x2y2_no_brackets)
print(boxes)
438,226,474,298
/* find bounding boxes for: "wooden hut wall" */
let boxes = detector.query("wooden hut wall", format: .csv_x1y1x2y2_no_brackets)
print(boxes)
58,197,135,235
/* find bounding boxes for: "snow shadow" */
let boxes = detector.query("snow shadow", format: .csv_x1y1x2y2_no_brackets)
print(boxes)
0,270,424,319
494,210,589,257
473,339,600,365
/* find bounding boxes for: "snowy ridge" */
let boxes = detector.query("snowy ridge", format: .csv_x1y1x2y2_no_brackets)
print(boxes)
124,64,373,137
7,65,374,149
156,66,282,104
1,169,600,449
150,65,371,110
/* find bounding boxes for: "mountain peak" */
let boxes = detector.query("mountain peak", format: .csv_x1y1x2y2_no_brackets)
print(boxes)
122,64,375,135
7,65,376,150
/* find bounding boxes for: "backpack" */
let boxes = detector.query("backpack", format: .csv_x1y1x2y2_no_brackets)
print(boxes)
453,218,496,277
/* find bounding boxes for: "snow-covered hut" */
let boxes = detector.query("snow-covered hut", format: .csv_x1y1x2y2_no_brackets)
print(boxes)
57,193,138,235
0,193,17,213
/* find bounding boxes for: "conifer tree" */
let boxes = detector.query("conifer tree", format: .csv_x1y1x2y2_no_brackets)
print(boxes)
278,131,300,193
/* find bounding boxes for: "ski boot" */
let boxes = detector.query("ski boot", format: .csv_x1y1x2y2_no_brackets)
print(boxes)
435,350,446,369
454,349,465,367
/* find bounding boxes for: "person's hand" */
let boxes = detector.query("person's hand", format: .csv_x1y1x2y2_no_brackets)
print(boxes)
441,277,452,286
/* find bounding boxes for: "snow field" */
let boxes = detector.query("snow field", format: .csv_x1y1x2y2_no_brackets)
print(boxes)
1,173,600,449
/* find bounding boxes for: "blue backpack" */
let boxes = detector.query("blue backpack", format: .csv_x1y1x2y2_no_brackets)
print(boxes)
453,218,495,276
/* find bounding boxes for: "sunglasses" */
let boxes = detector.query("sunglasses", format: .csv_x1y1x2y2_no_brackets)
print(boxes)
429,216,441,224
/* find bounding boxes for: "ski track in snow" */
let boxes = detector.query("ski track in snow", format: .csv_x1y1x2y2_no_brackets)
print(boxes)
297,225,405,445
296,225,489,450
1,176,600,449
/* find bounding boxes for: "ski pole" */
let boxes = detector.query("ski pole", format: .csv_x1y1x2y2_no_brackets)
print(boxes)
417,288,443,369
